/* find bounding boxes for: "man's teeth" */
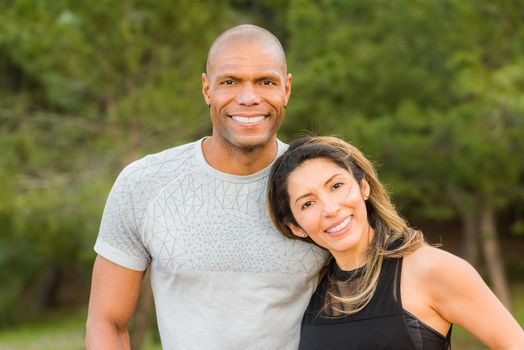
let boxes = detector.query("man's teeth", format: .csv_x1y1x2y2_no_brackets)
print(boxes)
326,217,351,233
232,115,265,124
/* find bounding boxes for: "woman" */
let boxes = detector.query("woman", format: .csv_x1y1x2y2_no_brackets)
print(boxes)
267,136,524,350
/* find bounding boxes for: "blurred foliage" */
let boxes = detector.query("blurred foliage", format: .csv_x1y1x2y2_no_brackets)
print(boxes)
0,0,236,326
1,0,523,328
285,0,524,216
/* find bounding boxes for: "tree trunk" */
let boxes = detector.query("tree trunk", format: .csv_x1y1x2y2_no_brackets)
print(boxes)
124,118,140,166
460,209,480,268
446,187,480,267
40,265,62,309
479,195,512,311
131,269,154,350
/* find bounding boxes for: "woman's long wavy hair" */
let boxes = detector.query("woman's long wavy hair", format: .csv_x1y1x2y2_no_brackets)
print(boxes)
267,136,424,316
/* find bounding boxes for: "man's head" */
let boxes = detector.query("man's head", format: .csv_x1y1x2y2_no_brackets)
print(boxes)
205,25,287,76
202,24,292,153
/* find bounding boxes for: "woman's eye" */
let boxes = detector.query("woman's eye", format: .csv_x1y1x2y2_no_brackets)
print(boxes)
301,201,313,210
332,182,344,190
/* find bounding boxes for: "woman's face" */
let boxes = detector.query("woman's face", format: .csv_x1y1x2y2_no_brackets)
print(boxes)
286,158,373,269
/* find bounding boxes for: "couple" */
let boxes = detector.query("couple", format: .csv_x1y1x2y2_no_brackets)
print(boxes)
86,25,524,349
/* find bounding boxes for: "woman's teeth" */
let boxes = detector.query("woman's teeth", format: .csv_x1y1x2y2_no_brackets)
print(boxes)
326,216,351,233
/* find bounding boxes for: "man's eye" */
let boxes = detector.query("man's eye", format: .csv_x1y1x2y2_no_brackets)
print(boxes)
260,80,275,86
221,80,235,85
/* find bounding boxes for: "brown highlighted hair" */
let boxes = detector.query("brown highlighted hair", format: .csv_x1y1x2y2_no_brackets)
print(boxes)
267,136,424,316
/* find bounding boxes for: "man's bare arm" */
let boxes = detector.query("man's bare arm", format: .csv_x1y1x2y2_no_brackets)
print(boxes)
85,255,144,350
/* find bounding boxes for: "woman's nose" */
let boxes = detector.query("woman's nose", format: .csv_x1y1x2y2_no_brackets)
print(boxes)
321,198,340,217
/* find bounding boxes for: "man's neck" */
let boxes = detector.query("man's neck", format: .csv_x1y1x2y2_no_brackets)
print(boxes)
202,137,278,176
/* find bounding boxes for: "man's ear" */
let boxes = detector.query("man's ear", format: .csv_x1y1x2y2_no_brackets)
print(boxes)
284,73,292,105
360,178,370,200
202,73,211,106
287,222,307,238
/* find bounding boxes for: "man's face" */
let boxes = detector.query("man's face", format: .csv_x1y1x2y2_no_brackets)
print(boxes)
202,40,291,152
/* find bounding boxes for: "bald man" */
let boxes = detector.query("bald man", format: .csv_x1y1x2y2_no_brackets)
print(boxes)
85,25,327,350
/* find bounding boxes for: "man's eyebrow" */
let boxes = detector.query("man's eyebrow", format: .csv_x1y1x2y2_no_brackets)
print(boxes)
294,174,343,205
255,75,281,82
216,74,239,80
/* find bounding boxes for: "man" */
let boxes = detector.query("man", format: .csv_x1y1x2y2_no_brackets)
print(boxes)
86,24,327,350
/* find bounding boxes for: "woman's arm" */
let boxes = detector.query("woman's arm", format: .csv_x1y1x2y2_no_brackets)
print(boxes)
423,247,524,349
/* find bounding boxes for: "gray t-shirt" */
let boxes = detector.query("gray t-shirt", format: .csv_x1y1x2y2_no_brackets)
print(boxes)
94,138,328,350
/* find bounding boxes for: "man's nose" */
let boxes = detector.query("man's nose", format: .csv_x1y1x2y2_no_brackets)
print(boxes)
236,84,261,105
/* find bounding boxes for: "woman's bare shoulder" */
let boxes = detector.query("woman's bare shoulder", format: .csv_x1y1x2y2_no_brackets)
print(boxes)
403,244,476,287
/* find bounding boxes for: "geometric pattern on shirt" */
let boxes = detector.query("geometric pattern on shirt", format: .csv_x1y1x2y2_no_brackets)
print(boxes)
144,169,326,274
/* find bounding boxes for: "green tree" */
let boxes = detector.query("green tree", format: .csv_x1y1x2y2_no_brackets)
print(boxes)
0,0,236,328
285,0,524,309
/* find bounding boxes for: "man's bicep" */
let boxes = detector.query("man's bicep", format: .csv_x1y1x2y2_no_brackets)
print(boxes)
87,255,144,329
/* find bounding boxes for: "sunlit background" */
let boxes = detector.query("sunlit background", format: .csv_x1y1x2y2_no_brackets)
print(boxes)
1,1,523,349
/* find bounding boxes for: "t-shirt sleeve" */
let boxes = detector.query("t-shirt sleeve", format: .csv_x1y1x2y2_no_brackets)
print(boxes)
94,166,151,271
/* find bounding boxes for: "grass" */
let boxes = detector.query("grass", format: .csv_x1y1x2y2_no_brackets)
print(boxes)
0,308,161,350
0,284,523,349
0,309,86,350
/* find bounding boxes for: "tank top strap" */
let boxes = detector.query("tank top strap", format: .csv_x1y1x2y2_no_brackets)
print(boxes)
365,257,404,317
393,256,403,307
382,237,405,309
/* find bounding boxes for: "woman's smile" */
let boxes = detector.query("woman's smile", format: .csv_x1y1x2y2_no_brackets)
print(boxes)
324,215,353,236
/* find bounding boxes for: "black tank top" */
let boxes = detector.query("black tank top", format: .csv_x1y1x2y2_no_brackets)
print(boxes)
298,257,452,350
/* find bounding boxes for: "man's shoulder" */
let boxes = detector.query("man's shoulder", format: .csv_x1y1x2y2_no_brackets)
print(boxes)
276,139,289,155
118,141,197,186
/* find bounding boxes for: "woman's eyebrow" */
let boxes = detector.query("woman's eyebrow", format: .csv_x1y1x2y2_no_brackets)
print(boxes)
294,174,344,204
